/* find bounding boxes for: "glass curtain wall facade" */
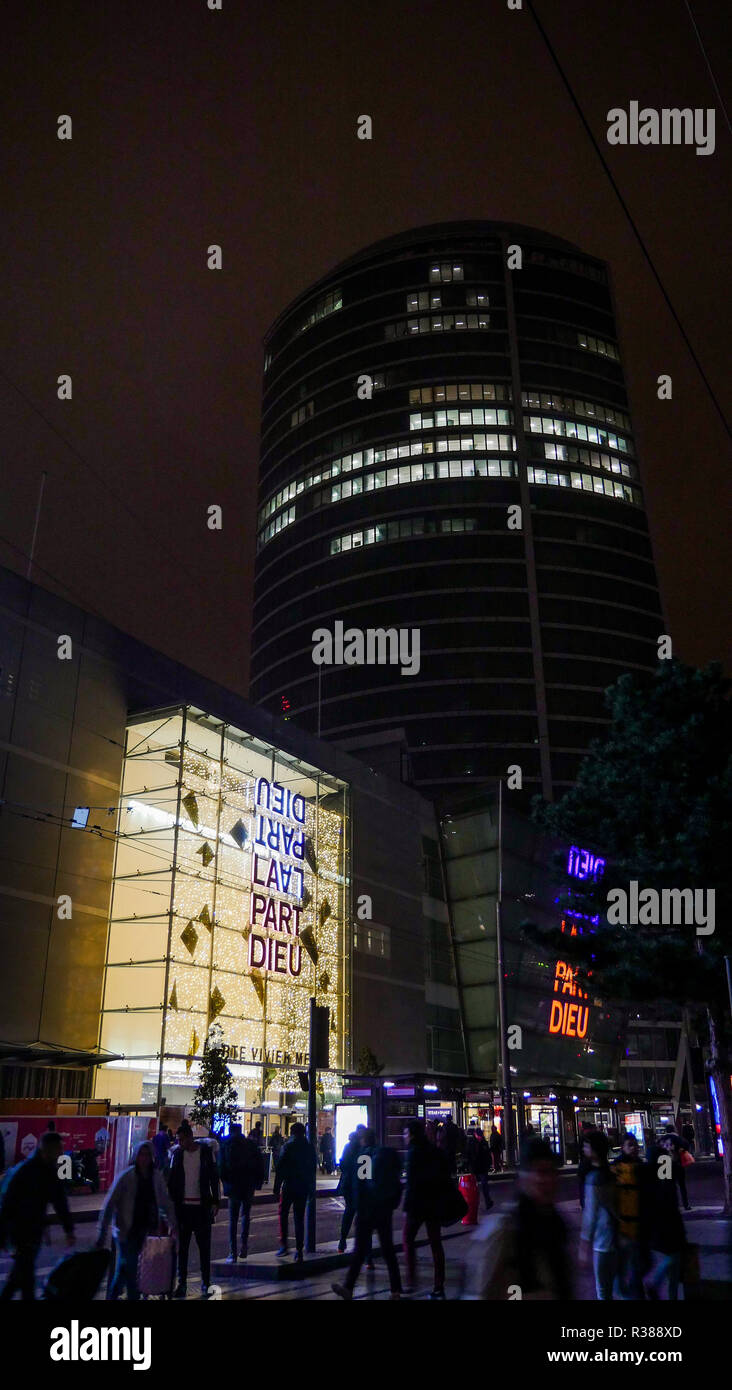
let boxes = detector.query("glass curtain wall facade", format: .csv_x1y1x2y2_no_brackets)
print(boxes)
250,221,664,803
441,794,625,1090
97,707,350,1106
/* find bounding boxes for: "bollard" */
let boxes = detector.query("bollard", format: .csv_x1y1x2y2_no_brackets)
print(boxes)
459,1172,480,1225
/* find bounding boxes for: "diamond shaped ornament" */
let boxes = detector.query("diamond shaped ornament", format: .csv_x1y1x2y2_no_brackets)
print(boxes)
198,904,212,930
209,986,225,1018
182,791,199,827
230,818,248,849
197,841,214,868
180,921,198,955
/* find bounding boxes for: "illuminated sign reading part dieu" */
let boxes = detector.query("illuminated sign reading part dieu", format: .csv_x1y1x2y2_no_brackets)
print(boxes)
249,777,307,978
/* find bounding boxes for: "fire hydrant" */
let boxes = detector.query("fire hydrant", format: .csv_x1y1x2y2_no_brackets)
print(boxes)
459,1172,480,1225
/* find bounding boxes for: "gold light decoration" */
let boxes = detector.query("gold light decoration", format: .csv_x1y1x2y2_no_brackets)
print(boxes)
197,842,214,868
319,898,331,926
209,985,226,1019
319,971,330,992
186,1028,200,1071
251,972,265,1008
198,904,212,929
299,925,318,966
180,921,198,955
182,791,199,826
169,981,179,1009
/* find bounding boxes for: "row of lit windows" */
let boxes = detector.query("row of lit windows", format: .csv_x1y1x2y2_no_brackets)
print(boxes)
409,382,510,404
385,312,490,339
544,443,636,479
410,407,512,430
257,454,642,551
299,288,343,334
326,457,518,501
258,505,296,546
577,332,620,360
527,249,606,284
521,391,631,432
526,414,629,453
290,400,314,429
527,466,638,502
406,288,491,312
258,431,516,527
429,262,464,282
331,516,478,553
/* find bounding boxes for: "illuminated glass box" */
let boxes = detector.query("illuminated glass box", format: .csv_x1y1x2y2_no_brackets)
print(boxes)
97,706,350,1105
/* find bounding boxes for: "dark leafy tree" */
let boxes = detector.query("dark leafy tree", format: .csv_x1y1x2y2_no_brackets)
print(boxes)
189,1022,239,1134
527,661,732,1210
355,1046,383,1076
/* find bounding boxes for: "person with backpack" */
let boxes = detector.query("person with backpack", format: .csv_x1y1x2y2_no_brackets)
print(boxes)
580,1131,619,1300
401,1119,448,1299
275,1122,317,1262
219,1122,264,1262
332,1128,402,1299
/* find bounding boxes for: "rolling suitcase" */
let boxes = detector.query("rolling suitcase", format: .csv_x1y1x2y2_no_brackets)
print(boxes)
137,1234,176,1298
43,1247,111,1300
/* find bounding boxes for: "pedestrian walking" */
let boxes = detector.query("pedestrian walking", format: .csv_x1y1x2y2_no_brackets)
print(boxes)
576,1122,597,1209
249,1121,265,1150
152,1122,171,1172
168,1123,220,1298
644,1136,687,1300
401,1119,448,1298
319,1127,336,1175
580,1131,619,1300
466,1127,493,1211
489,1124,504,1173
612,1133,649,1299
336,1130,361,1252
464,1137,571,1300
275,1122,317,1263
661,1126,692,1210
219,1122,264,1262
0,1131,74,1301
332,1128,402,1299
97,1140,176,1300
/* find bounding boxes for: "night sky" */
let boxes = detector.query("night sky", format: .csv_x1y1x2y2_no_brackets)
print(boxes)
2,0,729,698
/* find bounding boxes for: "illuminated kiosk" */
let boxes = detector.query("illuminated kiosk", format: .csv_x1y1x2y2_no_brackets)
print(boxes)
95,706,350,1126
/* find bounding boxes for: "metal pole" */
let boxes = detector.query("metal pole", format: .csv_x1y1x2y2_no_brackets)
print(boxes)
495,780,515,1166
306,996,317,1253
27,470,47,580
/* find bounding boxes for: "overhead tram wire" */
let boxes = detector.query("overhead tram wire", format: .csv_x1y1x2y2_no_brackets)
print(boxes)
0,360,232,615
683,0,732,136
527,0,731,441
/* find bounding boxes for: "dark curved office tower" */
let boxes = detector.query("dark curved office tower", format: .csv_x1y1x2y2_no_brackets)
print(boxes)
250,222,664,804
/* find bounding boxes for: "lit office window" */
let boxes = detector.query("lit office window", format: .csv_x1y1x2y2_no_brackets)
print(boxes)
576,332,620,361
407,291,442,311
428,262,464,283
466,290,490,307
290,400,314,429
299,288,343,333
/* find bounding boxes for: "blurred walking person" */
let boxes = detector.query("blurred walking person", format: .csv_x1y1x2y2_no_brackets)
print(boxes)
0,1131,74,1301
336,1130,360,1252
464,1137,570,1299
612,1133,649,1299
580,1131,618,1300
332,1128,402,1299
644,1135,686,1300
466,1126,493,1212
489,1124,504,1173
98,1140,176,1300
402,1119,448,1298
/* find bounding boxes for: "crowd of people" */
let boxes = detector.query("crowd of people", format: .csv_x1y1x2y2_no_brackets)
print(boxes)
0,1112,696,1301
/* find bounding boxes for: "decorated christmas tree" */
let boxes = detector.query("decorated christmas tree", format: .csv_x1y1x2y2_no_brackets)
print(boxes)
188,1022,239,1134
